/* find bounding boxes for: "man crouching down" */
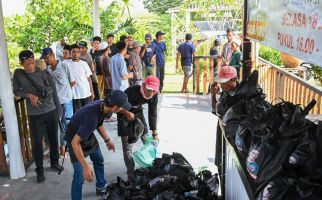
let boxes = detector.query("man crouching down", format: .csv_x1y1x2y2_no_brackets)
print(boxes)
65,90,133,200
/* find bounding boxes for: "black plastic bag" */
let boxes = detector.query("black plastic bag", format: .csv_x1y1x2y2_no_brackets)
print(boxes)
197,170,219,200
257,177,322,200
152,153,197,192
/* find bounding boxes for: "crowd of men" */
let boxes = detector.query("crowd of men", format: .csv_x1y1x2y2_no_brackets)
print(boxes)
11,29,239,199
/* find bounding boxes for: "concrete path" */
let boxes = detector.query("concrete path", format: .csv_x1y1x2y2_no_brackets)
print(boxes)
0,94,218,200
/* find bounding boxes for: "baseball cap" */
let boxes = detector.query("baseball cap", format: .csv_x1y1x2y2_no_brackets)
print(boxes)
145,33,152,39
156,31,165,37
214,66,237,83
133,41,141,48
104,90,132,111
19,50,34,63
40,48,53,59
79,41,87,48
144,75,160,92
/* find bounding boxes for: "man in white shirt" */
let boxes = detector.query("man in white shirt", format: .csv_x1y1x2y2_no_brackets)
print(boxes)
68,44,95,113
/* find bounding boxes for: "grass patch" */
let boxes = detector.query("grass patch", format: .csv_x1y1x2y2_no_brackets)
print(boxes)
162,61,193,93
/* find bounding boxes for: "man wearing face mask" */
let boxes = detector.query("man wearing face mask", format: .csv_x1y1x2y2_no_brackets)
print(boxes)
117,75,160,181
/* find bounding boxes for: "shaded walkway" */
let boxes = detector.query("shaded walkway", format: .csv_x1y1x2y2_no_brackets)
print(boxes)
0,94,217,200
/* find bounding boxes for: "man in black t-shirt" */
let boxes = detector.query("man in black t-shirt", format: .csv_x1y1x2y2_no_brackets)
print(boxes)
90,36,104,98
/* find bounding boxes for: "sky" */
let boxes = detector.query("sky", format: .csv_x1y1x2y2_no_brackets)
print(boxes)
2,0,147,17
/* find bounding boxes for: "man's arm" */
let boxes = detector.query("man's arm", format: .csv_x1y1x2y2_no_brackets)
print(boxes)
140,44,147,58
13,70,41,107
97,125,115,152
71,134,94,182
176,49,182,70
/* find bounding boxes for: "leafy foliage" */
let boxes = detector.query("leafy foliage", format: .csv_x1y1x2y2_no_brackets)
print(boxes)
311,65,322,86
143,0,181,14
259,45,283,66
4,0,137,71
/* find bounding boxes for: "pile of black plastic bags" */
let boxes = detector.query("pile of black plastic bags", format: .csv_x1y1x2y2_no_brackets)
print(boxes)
103,153,220,200
218,70,322,200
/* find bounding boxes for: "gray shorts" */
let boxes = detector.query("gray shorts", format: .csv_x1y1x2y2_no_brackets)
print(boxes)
183,65,193,78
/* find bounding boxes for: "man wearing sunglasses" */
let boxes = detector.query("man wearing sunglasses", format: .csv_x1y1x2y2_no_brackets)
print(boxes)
13,50,63,183
140,33,156,78
117,75,160,181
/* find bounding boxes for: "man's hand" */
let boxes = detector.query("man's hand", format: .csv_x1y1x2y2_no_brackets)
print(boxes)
91,93,95,100
210,83,219,96
70,81,76,87
83,165,94,182
152,130,160,142
28,94,41,107
107,141,115,152
126,111,135,121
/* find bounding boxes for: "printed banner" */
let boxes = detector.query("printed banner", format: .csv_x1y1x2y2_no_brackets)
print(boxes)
247,0,322,66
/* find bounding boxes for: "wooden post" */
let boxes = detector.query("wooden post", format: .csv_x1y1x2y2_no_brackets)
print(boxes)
0,0,26,179
203,58,208,94
242,0,252,80
195,59,200,94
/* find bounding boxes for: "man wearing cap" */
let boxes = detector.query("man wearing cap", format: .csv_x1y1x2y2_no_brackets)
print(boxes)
117,75,160,181
177,33,196,93
140,33,156,77
13,50,63,183
41,47,75,156
69,44,95,113
153,31,167,92
128,41,143,86
79,41,100,100
210,65,238,117
65,90,133,200
107,33,117,57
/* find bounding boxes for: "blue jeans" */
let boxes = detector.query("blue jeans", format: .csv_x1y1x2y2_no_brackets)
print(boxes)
60,100,73,145
71,147,107,200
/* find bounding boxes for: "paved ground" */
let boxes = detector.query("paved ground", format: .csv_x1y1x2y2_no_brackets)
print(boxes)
0,94,218,200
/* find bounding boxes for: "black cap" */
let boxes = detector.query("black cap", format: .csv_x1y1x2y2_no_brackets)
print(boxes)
156,31,165,37
104,90,132,111
40,48,54,59
19,50,34,63
79,41,87,48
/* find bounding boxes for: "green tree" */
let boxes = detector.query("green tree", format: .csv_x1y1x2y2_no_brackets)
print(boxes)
143,0,182,14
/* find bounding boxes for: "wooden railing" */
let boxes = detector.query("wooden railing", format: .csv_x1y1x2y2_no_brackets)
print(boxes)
15,98,34,167
0,98,34,176
193,56,217,94
193,56,322,114
256,58,322,115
